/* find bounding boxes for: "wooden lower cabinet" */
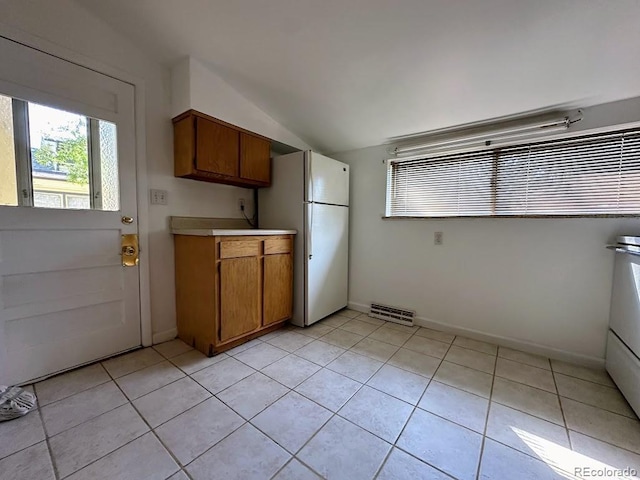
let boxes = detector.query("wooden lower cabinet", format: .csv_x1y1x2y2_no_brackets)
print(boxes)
219,256,261,341
263,254,293,326
174,234,294,356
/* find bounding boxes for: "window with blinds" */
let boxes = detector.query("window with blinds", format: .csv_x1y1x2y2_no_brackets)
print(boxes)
386,129,640,217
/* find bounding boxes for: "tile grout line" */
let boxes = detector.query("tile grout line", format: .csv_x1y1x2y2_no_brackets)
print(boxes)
213,384,289,425
102,352,166,381
0,386,58,471
556,392,638,421
180,338,354,477
169,351,231,376
474,348,498,480
332,323,533,451
548,367,639,452
89,362,185,479
33,387,61,480
370,446,394,480
42,368,196,438
484,351,597,474
371,335,455,480
484,359,639,472
132,328,627,467
35,377,113,410
258,402,337,479
550,359,616,387
266,457,300,480
491,372,559,395
286,356,410,478
41,394,129,438
563,427,640,457
370,321,618,395
191,349,347,476
15,316,635,480
177,419,251,473
263,316,409,479
482,400,640,468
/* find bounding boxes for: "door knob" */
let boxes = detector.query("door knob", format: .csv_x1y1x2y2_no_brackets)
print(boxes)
121,234,139,267
121,216,134,224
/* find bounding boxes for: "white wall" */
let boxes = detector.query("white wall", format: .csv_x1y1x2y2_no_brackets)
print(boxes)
171,57,311,151
333,98,640,363
0,0,296,341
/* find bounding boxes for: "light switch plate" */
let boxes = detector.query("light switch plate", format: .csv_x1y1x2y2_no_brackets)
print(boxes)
434,231,443,245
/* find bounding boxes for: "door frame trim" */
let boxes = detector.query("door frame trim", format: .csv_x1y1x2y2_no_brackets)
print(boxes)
0,24,152,346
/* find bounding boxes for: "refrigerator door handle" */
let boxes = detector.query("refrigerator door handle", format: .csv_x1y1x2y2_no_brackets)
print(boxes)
308,152,314,203
307,203,313,259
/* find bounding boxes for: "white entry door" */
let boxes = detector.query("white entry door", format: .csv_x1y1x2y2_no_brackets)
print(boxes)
0,37,141,385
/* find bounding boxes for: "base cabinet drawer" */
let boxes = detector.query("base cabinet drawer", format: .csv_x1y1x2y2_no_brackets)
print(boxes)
220,240,261,259
264,238,292,255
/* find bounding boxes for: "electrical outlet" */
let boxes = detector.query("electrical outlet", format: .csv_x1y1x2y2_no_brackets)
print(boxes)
434,231,443,245
150,189,168,205
238,198,245,211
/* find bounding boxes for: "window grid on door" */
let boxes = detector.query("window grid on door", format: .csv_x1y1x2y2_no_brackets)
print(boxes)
0,94,119,211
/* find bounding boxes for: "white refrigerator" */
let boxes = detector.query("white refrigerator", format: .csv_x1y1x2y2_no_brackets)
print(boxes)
259,150,349,327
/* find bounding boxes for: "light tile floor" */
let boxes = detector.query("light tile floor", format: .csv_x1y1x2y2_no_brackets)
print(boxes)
2,310,640,479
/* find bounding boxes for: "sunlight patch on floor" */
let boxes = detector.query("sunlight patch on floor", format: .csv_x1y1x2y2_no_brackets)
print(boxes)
513,427,637,480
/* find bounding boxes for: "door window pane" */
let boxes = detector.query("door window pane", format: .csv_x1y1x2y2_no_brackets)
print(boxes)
29,103,91,209
98,120,119,211
66,194,91,209
0,95,18,206
33,191,63,208
0,95,120,211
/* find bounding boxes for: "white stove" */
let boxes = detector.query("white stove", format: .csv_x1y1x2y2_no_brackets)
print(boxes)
606,235,640,417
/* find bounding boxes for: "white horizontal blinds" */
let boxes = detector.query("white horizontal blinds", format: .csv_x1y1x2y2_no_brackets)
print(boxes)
496,131,640,215
388,150,494,216
387,128,640,217
618,132,640,213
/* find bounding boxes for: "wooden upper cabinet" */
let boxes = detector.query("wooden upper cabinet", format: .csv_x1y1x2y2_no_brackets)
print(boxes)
173,110,271,188
195,117,239,177
240,132,271,183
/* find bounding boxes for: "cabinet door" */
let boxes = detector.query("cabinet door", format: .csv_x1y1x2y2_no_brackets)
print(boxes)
195,117,239,176
240,132,271,184
263,253,293,326
219,256,261,342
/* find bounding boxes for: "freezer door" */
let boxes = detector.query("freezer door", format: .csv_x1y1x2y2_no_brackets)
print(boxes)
306,203,349,324
306,151,350,206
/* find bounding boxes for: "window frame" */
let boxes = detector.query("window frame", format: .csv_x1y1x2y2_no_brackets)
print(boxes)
8,98,105,210
385,127,640,219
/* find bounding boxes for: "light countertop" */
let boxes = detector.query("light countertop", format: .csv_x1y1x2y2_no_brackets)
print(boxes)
172,228,297,236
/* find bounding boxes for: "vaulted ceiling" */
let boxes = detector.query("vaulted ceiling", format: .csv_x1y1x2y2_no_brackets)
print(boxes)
77,0,640,153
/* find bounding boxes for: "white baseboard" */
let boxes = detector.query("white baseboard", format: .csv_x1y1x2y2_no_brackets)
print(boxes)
347,301,370,314
152,328,178,345
347,301,604,368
